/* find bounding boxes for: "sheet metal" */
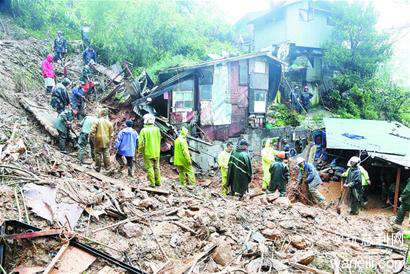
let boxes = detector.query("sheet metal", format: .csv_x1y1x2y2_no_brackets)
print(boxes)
324,118,410,167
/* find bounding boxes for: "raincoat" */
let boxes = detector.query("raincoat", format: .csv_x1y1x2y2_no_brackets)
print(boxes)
268,157,289,196
54,36,67,53
217,149,231,195
54,109,74,134
139,124,162,186
83,49,97,65
50,83,70,113
345,165,362,214
174,127,196,185
261,142,277,190
90,117,113,149
396,179,410,224
227,146,252,196
342,165,370,186
41,54,55,78
115,127,138,157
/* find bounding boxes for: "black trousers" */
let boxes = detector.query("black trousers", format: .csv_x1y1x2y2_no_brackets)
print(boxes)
115,153,133,168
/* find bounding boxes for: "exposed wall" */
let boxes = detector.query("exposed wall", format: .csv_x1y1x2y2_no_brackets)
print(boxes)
254,16,287,50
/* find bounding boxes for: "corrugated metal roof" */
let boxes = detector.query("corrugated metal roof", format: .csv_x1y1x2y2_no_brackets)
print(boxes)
324,118,410,167
159,51,284,74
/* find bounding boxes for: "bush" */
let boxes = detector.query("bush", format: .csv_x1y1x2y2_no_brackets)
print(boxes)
266,104,302,127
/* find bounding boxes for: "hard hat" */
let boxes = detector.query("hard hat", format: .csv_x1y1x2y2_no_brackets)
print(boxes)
143,113,155,124
277,152,286,159
296,157,305,165
348,156,360,166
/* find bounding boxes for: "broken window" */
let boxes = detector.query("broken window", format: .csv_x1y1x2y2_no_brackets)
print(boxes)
239,60,248,86
172,79,194,111
199,84,212,100
253,89,267,113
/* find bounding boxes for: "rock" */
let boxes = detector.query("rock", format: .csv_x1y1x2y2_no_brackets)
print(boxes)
290,235,307,250
211,244,233,266
297,206,317,218
261,228,283,241
266,221,275,229
251,231,266,243
276,197,291,208
169,233,181,248
137,198,154,209
120,222,142,238
293,251,315,265
271,259,288,271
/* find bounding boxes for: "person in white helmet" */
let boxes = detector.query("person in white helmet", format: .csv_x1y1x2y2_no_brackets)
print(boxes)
296,157,325,205
342,156,370,206
343,156,363,215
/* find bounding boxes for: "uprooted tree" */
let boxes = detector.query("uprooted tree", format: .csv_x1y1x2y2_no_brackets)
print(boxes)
322,0,410,125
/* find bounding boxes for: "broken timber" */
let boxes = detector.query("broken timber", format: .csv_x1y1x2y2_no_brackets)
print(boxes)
19,97,59,137
92,63,123,84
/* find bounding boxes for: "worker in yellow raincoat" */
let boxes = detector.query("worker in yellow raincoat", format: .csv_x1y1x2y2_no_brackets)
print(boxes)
173,127,196,185
90,109,113,172
138,114,161,187
261,138,279,190
217,142,234,195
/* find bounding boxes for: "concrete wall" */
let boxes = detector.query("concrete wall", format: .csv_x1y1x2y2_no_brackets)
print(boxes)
254,16,287,50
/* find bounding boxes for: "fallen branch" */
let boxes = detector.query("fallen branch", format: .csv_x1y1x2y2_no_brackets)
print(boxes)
19,187,30,225
42,243,70,274
0,164,38,178
14,187,22,222
148,220,168,261
186,244,217,274
139,187,170,196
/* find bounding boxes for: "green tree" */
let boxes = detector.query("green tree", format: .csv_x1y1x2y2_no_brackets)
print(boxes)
323,1,409,125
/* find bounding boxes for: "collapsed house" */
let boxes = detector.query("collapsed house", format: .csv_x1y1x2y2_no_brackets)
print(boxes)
322,118,410,212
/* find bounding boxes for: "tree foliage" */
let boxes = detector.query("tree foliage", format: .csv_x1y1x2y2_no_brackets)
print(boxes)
323,1,410,125
7,0,235,75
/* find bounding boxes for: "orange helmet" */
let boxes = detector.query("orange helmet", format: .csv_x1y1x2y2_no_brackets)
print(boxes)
277,152,286,159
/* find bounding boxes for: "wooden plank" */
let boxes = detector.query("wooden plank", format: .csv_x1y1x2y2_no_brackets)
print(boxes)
48,245,96,274
393,168,402,214
139,187,170,195
19,97,59,137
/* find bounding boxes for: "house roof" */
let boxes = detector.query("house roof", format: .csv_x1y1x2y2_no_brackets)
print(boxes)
159,51,283,75
323,118,410,167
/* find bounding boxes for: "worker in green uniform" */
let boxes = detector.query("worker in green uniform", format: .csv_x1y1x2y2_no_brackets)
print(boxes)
342,158,371,206
344,156,363,215
227,139,253,199
138,114,161,186
78,115,97,164
54,108,74,153
267,152,289,197
217,142,234,195
173,127,196,186
395,178,410,225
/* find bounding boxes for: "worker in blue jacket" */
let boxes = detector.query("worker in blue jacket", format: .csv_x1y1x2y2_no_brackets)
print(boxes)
70,81,86,121
296,157,325,205
115,120,138,176
83,46,97,65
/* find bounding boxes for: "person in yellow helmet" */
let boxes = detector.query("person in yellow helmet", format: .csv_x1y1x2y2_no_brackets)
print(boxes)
217,142,234,195
261,138,278,190
173,127,196,186
138,114,161,186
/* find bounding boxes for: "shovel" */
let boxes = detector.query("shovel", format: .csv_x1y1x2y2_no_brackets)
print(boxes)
336,184,348,214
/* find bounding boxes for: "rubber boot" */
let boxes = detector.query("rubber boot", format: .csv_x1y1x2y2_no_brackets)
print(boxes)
128,166,133,177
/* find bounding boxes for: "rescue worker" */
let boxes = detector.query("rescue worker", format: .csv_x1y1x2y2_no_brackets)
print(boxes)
217,142,234,195
296,157,325,205
227,139,253,199
173,127,196,186
90,109,113,172
395,178,410,225
80,65,92,83
54,107,74,153
83,46,97,65
41,54,55,93
115,120,138,177
78,114,97,164
342,157,371,205
261,139,278,190
343,156,363,215
267,152,289,197
300,85,313,111
70,81,86,121
50,78,71,114
53,30,68,62
138,114,162,186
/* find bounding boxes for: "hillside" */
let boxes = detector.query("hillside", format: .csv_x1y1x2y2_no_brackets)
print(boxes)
0,14,408,274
